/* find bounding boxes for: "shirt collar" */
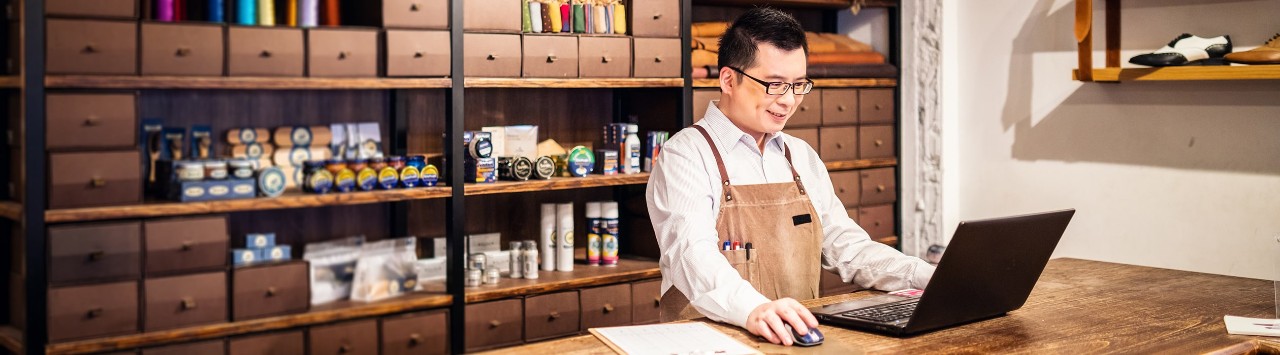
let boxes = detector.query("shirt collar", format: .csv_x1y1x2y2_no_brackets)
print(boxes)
699,100,787,154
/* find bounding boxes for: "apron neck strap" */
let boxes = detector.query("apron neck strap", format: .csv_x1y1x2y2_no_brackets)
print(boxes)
691,125,808,197
783,144,807,195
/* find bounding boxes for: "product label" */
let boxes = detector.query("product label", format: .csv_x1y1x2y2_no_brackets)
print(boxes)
534,156,556,179
307,170,334,193
335,170,356,192
421,165,439,186
289,147,310,166
400,166,420,188
183,186,206,198
356,169,377,191
233,183,254,195
239,128,257,143
378,167,399,189
291,126,313,146
259,168,286,197
587,232,601,265
246,143,264,158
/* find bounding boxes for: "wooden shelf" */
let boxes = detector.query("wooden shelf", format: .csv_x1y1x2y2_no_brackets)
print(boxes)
464,78,683,88
824,157,898,171
419,259,660,304
0,76,20,88
1073,66,1280,82
692,0,895,9
875,236,899,247
45,292,451,355
0,200,20,221
45,75,453,90
693,77,897,88
44,187,452,223
464,174,650,196
0,325,20,354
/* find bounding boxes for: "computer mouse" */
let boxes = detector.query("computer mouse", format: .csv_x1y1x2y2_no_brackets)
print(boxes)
785,324,824,347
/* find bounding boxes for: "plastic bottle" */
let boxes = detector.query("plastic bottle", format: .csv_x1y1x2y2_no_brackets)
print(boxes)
556,203,574,271
586,202,603,266
602,201,620,266
625,124,641,174
540,204,557,271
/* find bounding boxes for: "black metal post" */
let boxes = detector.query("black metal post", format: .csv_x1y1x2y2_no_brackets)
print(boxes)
680,0,692,127
21,0,48,352
445,0,467,352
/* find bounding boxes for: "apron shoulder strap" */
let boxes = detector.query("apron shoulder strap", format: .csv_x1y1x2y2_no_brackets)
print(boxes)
782,142,807,195
692,125,732,189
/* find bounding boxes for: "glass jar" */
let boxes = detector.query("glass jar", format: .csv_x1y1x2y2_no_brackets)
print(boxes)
407,155,427,170
204,160,229,180
228,159,255,179
303,160,334,194
176,161,205,181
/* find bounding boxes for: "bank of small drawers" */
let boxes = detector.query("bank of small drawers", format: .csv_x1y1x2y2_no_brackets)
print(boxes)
465,279,662,352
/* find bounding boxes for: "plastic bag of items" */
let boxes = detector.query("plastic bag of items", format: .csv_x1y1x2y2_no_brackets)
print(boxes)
304,236,366,306
351,237,420,302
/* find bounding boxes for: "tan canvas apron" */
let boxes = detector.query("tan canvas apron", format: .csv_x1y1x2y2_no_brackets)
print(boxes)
660,125,825,322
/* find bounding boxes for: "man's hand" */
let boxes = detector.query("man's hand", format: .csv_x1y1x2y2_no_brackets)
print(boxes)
745,298,820,346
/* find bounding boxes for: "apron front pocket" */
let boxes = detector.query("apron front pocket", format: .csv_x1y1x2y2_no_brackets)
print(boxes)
718,249,758,283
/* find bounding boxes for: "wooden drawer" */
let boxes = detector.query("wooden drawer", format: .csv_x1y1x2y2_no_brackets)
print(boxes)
630,0,680,37
859,125,895,159
859,89,895,124
581,284,631,329
579,36,631,78
47,19,138,75
48,281,139,342
145,216,229,275
308,28,379,78
462,0,521,32
783,128,818,152
229,330,304,355
859,167,896,205
231,262,309,321
227,26,304,77
632,37,680,78
820,270,858,297
142,339,225,355
382,310,449,355
522,35,578,78
821,89,858,125
310,319,378,355
818,126,858,161
465,299,523,352
48,0,138,19
385,30,450,77
47,93,137,150
631,280,661,325
49,150,142,209
463,33,521,77
524,290,580,341
692,89,719,122
830,170,860,208
789,91,822,127
141,22,224,76
143,271,227,331
49,221,141,285
383,0,448,29
858,204,895,238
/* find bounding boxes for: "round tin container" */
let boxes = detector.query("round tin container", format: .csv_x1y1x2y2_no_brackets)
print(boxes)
303,161,334,194
566,146,595,177
465,269,482,287
256,166,286,198
229,159,256,179
176,161,205,181
498,156,534,181
468,136,493,159
420,164,439,186
532,156,556,180
204,160,229,180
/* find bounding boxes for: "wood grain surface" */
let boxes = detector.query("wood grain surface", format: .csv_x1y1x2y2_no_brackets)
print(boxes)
482,259,1280,354
694,78,899,88
465,78,683,88
44,293,452,354
0,325,20,354
0,76,18,88
44,188,452,223
45,76,452,90
419,260,660,304
824,158,897,172
0,200,19,221
1074,66,1280,82
464,175,650,196
692,0,897,9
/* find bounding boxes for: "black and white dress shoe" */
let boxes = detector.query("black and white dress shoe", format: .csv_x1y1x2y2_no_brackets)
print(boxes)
1129,33,1232,67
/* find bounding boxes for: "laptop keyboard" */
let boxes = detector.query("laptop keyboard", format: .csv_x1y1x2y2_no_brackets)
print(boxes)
841,300,918,322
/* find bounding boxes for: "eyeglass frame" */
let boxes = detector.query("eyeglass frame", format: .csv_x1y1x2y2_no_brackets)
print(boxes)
727,66,815,95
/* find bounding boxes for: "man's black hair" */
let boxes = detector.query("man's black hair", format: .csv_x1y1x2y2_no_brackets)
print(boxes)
717,7,809,72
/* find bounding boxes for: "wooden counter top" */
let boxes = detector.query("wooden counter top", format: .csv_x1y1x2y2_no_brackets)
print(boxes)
484,258,1279,354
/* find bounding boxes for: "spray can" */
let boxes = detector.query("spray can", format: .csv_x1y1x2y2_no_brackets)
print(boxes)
556,203,574,271
602,201,620,266
540,203,557,271
586,202,603,266
523,241,540,279
509,241,524,278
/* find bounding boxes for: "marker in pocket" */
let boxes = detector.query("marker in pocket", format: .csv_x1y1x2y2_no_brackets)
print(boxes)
745,242,753,260
722,241,731,251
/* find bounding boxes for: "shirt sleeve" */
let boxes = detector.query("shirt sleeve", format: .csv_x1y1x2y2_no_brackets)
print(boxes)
800,143,936,290
646,134,770,328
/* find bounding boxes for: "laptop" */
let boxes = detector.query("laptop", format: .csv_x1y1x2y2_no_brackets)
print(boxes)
812,209,1075,336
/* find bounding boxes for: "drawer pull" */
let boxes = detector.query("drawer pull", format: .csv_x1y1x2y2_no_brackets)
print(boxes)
86,307,103,318
82,45,97,53
175,48,191,57
654,297,661,307
83,116,100,126
800,106,808,112
487,54,498,61
489,320,502,328
260,50,272,58
414,52,424,58
266,287,278,297
338,51,350,60
547,55,558,63
835,143,843,149
653,13,662,20
875,139,884,147
549,311,561,320
602,56,612,63
838,187,845,193
874,221,881,227
875,104,883,110
877,185,886,192
87,250,105,261
654,56,663,63
410,3,420,11
339,344,352,353
603,304,615,313
409,333,423,345
837,105,846,112
90,177,107,188
180,297,197,310
180,241,194,251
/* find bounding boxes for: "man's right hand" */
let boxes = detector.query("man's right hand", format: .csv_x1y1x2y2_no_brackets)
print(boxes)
745,298,820,346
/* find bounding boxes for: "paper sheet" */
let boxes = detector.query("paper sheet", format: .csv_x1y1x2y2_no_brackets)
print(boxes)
1224,315,1280,337
590,323,762,355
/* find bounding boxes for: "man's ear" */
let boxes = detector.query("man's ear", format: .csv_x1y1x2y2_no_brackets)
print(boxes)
718,67,736,94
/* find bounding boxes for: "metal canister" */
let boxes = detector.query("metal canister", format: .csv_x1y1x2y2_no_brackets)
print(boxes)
483,269,500,284
532,156,556,180
469,253,487,271
509,242,524,278
465,269,483,287
497,156,533,181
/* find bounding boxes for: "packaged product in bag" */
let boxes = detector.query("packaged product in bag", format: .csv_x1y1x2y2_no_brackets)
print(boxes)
304,236,366,305
351,237,420,302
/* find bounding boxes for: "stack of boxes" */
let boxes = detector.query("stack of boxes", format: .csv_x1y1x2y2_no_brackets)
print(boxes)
231,233,294,267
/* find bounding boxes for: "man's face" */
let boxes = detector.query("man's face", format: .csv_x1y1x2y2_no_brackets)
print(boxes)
719,43,808,140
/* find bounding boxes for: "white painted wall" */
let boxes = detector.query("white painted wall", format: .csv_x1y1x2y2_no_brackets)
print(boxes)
948,0,1280,280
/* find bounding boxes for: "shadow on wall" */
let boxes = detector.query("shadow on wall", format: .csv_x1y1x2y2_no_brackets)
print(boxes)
1002,0,1280,175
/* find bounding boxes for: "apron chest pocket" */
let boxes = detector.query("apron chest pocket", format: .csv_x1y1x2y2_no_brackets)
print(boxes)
719,249,758,283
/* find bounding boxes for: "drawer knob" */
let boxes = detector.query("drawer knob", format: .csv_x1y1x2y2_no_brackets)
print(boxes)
409,333,423,345
877,185,886,192
414,52,424,58
653,13,662,20
603,304,615,313
546,55,558,63
266,287,277,297
410,3,420,11
181,297,197,310
875,139,883,147
175,48,191,57
835,143,843,149
82,116,100,126
837,105,846,112
654,297,661,307
838,187,845,193
875,104,883,110
338,344,352,353
181,241,194,251
90,177,107,188
86,307,103,319
489,320,502,328
487,54,498,61
82,45,97,54
602,56,612,63
338,51,350,60
874,221,881,227
549,311,561,320
800,106,808,112
87,250,105,261
654,56,663,63
260,50,272,58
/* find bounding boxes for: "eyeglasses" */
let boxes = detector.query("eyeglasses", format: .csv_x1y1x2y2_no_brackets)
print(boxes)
728,66,814,95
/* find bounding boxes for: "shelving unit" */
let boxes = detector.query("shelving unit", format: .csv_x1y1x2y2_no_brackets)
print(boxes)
692,77,898,88
464,78,683,88
45,76,454,90
825,158,898,171
1072,0,1280,82
418,260,662,304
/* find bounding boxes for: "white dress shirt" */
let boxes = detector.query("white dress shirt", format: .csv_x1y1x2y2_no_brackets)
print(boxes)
646,100,935,328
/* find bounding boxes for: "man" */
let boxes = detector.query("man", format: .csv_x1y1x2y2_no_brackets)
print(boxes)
646,8,935,346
